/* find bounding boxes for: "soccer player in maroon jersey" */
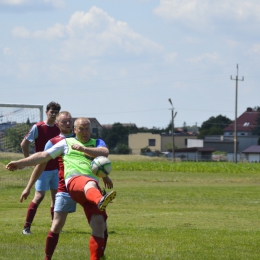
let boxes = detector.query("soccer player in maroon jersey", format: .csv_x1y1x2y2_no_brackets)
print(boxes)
20,101,61,235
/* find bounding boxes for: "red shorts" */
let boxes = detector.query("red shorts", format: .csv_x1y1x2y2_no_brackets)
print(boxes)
67,175,107,223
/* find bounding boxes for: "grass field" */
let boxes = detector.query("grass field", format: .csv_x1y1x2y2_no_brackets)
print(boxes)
0,156,260,259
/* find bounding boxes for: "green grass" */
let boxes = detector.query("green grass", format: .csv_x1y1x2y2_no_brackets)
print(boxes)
1,161,260,259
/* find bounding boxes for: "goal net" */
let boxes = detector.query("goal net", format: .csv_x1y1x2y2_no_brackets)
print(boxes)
0,104,43,188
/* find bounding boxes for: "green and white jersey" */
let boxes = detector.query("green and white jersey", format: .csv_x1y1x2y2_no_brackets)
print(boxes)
62,137,99,181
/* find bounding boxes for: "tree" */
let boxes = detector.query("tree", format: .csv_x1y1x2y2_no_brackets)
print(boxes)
141,146,151,153
182,121,188,133
198,115,232,139
165,142,178,152
101,123,133,152
2,123,31,152
101,122,167,152
208,126,224,135
186,124,199,133
116,143,132,154
165,120,176,134
138,126,164,134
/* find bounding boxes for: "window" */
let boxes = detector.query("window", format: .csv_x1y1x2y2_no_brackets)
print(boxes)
243,122,250,127
148,139,156,146
92,128,98,134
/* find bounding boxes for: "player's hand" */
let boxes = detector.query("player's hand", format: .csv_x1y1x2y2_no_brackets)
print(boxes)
20,188,30,203
71,144,83,152
102,176,113,189
6,162,20,171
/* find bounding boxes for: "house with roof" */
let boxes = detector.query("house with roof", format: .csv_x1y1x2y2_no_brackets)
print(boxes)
242,145,260,162
174,147,216,161
202,107,260,161
223,107,259,137
205,108,259,151
223,107,259,152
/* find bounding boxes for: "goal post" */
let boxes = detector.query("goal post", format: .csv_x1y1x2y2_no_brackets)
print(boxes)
0,103,43,155
0,103,43,121
0,104,44,188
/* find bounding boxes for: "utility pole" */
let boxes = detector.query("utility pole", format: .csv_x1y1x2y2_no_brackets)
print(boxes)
168,98,177,161
231,64,244,163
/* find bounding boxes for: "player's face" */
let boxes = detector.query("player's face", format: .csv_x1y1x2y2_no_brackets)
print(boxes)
74,121,91,143
46,108,59,123
58,115,73,135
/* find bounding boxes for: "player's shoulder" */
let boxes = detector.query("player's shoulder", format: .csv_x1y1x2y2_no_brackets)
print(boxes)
50,135,65,144
35,121,45,127
96,138,107,147
90,138,106,147
53,122,60,129
96,138,105,143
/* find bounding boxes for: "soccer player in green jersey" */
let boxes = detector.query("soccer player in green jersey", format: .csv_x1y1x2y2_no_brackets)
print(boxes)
6,117,116,260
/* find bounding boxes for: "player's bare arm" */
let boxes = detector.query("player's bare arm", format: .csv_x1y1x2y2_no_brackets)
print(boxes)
20,162,47,203
71,144,109,158
6,152,52,171
20,138,31,158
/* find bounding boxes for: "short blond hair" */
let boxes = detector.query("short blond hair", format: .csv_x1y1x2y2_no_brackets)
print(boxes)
74,117,91,128
56,111,71,122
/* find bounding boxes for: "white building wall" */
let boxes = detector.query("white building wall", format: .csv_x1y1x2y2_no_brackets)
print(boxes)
187,139,203,148
248,154,260,162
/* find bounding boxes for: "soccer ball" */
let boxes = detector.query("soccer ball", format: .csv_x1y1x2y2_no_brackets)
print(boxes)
91,156,112,178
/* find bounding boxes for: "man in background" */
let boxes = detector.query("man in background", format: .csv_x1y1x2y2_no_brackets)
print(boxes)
20,101,61,235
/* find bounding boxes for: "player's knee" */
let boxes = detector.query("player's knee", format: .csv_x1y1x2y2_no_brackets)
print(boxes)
90,214,106,237
51,222,63,233
34,192,45,204
84,181,97,193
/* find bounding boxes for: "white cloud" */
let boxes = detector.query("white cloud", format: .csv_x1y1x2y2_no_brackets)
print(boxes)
64,7,163,56
32,23,66,39
0,0,30,4
11,6,163,58
43,0,65,8
17,62,34,78
188,52,221,64
164,52,177,63
252,44,260,54
154,0,260,26
3,47,12,55
0,0,65,8
12,26,30,38
226,39,239,48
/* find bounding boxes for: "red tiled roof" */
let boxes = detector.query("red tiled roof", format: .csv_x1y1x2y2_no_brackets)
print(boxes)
224,108,258,132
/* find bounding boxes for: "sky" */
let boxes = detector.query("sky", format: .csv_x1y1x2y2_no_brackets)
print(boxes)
1,0,260,129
